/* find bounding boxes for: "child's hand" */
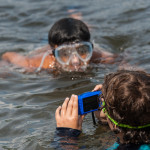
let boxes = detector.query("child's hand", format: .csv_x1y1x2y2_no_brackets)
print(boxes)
2,52,29,67
2,52,16,61
92,84,103,91
92,84,107,123
55,95,85,130
94,109,107,124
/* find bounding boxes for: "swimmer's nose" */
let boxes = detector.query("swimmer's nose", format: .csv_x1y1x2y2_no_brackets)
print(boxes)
71,55,80,66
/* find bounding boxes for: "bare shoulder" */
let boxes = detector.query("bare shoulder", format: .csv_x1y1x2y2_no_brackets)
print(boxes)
29,53,55,69
91,47,118,64
42,54,55,69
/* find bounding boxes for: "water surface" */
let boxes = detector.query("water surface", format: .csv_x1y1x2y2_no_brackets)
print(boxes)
0,0,150,149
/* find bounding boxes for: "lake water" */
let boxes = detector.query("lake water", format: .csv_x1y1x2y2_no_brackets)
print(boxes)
0,0,150,149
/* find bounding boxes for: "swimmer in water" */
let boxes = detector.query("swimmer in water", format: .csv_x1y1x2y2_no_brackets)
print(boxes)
54,70,150,149
2,18,117,72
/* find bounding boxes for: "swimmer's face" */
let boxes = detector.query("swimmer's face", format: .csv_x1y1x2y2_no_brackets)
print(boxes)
53,42,93,72
57,57,90,72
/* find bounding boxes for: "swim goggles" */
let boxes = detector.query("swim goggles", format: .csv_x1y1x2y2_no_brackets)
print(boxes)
52,42,93,65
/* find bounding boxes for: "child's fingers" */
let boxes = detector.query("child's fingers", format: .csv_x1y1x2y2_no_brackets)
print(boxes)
79,114,86,122
66,95,74,116
81,114,86,120
55,106,61,120
72,95,78,117
78,114,86,130
61,97,69,116
92,84,103,91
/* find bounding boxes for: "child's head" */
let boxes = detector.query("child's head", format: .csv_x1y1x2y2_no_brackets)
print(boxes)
48,18,90,47
102,70,150,144
48,18,92,72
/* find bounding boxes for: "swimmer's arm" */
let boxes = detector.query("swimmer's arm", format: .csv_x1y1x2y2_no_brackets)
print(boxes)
54,127,81,149
2,52,29,67
54,95,84,149
100,51,118,64
91,48,118,64
2,52,54,69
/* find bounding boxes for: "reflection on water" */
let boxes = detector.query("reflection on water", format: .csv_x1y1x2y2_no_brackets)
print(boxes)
0,0,150,149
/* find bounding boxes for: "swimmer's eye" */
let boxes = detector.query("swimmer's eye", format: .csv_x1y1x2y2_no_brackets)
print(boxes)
76,45,91,60
58,49,69,57
77,46,86,55
78,45,91,54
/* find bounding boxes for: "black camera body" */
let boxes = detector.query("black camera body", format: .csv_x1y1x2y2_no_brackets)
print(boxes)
78,91,102,115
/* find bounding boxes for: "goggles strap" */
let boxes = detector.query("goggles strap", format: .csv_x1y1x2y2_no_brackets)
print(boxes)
102,102,150,129
52,49,55,57
36,51,51,72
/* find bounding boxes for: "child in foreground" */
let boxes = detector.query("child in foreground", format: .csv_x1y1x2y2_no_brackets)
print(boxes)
2,18,117,72
55,70,150,149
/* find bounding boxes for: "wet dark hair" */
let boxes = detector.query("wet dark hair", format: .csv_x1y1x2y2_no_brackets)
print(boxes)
48,18,90,47
102,70,150,144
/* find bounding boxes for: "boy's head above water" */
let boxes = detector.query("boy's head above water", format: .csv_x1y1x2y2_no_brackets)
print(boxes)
2,17,116,72
48,18,92,72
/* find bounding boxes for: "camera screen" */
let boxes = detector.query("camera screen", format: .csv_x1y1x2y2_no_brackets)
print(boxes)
83,95,99,112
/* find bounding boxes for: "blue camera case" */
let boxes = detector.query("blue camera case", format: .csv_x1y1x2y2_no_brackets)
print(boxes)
78,91,102,115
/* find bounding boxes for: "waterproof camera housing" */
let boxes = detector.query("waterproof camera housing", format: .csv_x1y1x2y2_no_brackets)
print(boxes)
78,91,102,115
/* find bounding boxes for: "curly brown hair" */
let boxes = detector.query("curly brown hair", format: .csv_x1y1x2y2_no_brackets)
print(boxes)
102,70,150,144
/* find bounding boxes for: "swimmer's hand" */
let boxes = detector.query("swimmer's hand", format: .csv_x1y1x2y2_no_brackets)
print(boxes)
2,52,29,67
92,84,108,124
2,52,18,61
92,84,103,92
55,95,85,130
